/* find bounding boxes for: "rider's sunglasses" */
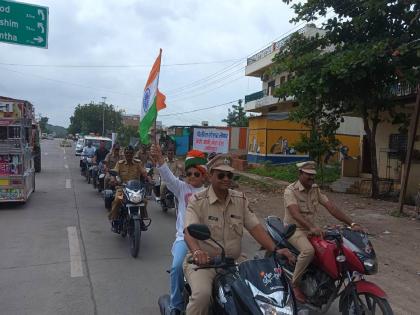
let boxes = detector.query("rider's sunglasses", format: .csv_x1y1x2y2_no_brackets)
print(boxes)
217,172,233,180
186,171,201,178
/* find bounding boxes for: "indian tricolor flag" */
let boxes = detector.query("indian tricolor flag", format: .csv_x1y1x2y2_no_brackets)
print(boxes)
139,49,166,144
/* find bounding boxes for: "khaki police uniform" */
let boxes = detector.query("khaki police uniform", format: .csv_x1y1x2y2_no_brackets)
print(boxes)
104,152,121,189
109,159,147,220
183,185,260,315
283,161,329,286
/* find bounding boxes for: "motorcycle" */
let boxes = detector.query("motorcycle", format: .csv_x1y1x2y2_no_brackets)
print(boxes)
158,224,297,315
264,216,394,315
156,175,178,213
80,154,94,182
144,162,155,200
92,162,106,192
107,170,152,258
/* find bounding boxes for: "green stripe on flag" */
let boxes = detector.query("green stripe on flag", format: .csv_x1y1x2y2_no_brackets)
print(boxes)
138,99,157,145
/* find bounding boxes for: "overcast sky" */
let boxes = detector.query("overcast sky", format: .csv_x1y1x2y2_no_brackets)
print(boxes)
0,0,298,127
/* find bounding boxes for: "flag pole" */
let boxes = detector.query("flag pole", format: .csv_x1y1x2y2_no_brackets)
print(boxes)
154,48,163,145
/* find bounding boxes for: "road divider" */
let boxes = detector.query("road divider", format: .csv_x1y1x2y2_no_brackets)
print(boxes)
65,179,72,189
67,226,84,277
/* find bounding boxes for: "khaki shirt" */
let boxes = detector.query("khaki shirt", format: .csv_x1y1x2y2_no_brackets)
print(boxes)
104,152,120,170
185,186,260,260
167,159,183,177
113,159,146,183
283,180,329,230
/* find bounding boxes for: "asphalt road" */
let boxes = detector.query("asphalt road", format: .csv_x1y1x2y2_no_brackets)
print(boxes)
0,139,338,315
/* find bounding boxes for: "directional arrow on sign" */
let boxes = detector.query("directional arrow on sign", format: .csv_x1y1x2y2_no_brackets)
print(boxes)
37,9,45,21
37,22,45,33
33,36,44,43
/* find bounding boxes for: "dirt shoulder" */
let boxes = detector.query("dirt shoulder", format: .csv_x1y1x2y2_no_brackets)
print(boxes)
238,176,420,315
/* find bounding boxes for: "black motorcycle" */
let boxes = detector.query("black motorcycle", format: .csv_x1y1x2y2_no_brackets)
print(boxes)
107,171,151,258
157,175,178,213
158,224,297,315
92,162,105,192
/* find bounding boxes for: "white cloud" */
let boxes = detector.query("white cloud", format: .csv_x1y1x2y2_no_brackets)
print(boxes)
0,0,295,127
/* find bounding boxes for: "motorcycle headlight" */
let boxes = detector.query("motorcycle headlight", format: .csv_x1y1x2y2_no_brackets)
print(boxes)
129,192,142,204
256,300,294,315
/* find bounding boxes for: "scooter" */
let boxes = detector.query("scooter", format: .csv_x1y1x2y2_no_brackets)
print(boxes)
264,216,394,315
158,224,297,315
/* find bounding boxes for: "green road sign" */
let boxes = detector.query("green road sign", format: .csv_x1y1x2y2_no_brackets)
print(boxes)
0,0,48,48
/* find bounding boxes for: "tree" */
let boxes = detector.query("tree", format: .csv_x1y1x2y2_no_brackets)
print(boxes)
273,0,419,198
222,99,249,127
39,116,49,134
117,125,139,146
68,103,123,136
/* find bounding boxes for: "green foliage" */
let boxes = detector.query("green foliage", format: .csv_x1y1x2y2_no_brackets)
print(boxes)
46,124,67,138
68,103,123,136
39,116,49,133
249,163,341,184
273,0,419,197
117,125,139,146
222,99,249,127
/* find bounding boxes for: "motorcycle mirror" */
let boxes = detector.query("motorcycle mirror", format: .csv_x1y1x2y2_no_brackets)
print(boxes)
187,224,211,241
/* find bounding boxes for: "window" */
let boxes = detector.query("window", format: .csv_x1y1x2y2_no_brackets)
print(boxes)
389,133,407,159
267,80,275,95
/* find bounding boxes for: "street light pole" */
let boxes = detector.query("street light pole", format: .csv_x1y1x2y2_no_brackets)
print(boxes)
101,96,107,136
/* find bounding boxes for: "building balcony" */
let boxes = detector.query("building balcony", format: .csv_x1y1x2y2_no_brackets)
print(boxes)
245,25,322,77
244,88,295,112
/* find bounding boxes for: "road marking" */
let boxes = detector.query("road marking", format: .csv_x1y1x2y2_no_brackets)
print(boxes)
67,226,84,277
44,152,48,156
64,156,67,160
64,164,69,169
65,179,72,189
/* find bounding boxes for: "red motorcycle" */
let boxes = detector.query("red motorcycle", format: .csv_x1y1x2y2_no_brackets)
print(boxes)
265,216,393,315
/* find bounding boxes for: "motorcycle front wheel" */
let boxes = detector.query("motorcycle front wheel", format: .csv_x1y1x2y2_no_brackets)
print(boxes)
343,293,394,315
129,220,141,258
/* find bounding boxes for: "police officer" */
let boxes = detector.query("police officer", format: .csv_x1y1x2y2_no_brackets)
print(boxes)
103,143,121,189
183,155,295,315
284,161,365,302
108,145,149,225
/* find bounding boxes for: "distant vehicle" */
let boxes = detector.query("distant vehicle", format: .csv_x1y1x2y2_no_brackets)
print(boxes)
84,135,112,151
75,138,84,155
41,133,48,139
60,139,72,147
76,136,112,156
47,134,54,140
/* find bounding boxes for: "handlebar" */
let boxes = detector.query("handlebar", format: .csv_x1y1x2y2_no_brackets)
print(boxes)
187,255,236,270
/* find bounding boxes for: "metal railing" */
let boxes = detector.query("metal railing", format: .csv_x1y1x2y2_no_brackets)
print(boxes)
247,26,306,66
389,82,416,97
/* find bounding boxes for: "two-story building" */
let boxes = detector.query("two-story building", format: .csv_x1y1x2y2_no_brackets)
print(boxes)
244,24,363,164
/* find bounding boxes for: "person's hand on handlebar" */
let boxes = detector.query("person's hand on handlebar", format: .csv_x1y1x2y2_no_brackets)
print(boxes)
192,249,210,266
309,226,324,238
276,248,296,265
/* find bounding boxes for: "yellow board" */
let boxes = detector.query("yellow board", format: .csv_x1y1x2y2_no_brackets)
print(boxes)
0,179,10,186
248,116,361,157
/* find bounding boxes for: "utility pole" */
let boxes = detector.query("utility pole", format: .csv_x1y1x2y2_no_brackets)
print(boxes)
101,96,107,136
